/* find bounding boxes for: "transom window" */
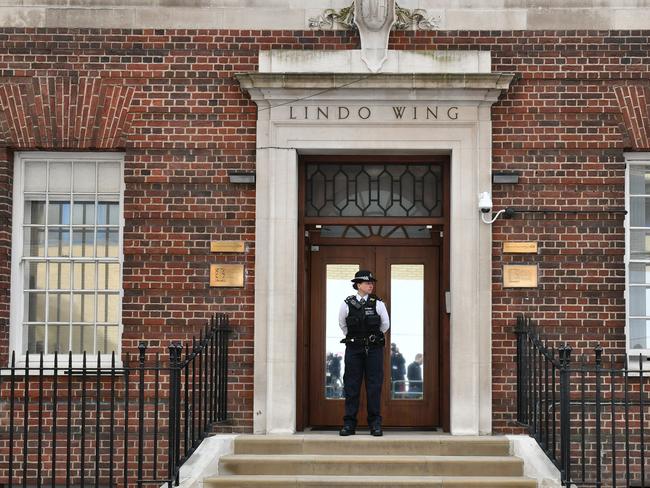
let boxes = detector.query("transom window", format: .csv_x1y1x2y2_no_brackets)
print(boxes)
626,154,650,358
11,153,123,356
305,163,443,218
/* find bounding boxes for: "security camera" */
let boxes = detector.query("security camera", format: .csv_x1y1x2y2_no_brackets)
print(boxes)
478,192,492,213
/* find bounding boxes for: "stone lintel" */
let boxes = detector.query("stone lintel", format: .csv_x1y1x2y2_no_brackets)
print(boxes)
257,50,492,75
236,72,516,96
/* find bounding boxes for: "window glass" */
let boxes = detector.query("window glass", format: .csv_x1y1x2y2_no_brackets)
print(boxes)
324,264,359,399
97,162,120,193
630,197,650,227
24,161,46,193
48,202,71,225
48,262,71,290
25,261,46,289
25,201,45,225
73,161,96,193
630,166,650,195
390,264,424,400
629,263,650,284
305,163,443,218
24,227,45,257
72,202,95,225
630,230,650,260
630,319,650,349
49,162,71,193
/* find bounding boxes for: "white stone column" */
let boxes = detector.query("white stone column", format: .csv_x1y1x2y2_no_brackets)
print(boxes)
254,141,299,434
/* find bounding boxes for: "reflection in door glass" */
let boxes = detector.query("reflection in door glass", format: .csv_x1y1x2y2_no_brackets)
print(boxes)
325,264,359,399
390,264,424,400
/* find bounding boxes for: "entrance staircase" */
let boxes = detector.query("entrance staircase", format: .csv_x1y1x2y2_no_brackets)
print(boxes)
203,434,537,487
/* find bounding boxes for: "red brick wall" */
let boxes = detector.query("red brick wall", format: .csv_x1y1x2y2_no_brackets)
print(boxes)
0,148,12,363
0,28,647,439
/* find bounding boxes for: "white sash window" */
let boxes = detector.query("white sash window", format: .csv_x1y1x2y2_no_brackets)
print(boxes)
10,153,124,359
626,153,650,363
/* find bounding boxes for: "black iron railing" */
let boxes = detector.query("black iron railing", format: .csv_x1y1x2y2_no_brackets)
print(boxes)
0,313,231,488
516,315,650,487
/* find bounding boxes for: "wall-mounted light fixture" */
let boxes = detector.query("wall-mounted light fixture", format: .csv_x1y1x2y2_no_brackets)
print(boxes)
492,172,519,184
228,171,256,184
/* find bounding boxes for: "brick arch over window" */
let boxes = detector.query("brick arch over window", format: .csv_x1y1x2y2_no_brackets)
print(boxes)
0,77,136,149
614,84,650,151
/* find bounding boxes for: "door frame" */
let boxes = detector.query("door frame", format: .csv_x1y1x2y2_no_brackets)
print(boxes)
296,154,451,431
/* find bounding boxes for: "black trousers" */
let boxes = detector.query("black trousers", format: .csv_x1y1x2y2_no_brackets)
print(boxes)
343,344,384,428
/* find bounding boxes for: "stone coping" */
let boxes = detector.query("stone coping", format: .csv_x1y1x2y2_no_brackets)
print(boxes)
1,1,650,30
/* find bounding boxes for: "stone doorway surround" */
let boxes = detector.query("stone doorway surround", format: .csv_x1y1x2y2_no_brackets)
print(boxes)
236,50,514,435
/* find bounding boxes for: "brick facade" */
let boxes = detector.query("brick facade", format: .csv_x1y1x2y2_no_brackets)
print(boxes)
0,28,648,442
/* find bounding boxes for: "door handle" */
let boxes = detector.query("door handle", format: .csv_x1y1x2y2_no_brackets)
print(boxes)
444,291,451,314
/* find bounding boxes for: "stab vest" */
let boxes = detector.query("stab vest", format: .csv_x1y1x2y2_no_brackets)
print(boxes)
345,295,382,337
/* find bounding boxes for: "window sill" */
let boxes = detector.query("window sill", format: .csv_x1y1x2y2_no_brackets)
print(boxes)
626,353,650,374
3,354,124,374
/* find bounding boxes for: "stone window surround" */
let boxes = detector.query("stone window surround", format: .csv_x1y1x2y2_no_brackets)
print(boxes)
237,53,514,435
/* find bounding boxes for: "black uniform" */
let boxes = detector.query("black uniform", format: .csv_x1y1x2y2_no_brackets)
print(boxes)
342,294,385,430
407,360,422,393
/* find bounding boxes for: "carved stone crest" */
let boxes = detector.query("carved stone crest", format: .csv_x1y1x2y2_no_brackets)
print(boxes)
354,0,396,72
309,2,441,31
358,0,392,31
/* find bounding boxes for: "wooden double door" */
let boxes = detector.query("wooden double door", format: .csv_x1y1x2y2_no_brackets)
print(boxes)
307,243,441,428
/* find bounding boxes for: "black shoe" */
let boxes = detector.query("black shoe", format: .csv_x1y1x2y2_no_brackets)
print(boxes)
339,425,356,436
370,425,383,437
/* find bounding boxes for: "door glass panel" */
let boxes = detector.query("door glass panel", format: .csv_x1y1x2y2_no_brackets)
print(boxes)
324,264,359,399
390,264,424,400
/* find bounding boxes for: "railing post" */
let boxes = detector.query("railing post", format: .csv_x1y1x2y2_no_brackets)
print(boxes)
515,315,527,424
640,355,646,488
559,344,573,485
167,342,179,488
9,351,15,488
137,342,147,488
594,344,603,488
219,315,230,422
176,343,184,485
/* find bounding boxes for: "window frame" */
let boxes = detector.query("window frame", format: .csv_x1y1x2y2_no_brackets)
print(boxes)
625,152,650,367
9,152,125,367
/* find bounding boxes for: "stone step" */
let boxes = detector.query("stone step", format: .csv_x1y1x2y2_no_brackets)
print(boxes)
233,435,511,456
204,475,537,487
219,454,525,477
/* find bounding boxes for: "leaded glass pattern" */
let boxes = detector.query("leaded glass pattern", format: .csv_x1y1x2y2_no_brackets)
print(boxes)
305,164,443,218
20,157,122,355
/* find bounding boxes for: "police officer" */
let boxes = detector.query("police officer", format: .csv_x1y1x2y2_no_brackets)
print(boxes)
338,270,390,436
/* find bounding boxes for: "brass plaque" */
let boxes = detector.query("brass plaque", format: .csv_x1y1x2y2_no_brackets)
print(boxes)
211,241,245,253
503,242,538,254
210,264,244,287
503,265,538,288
